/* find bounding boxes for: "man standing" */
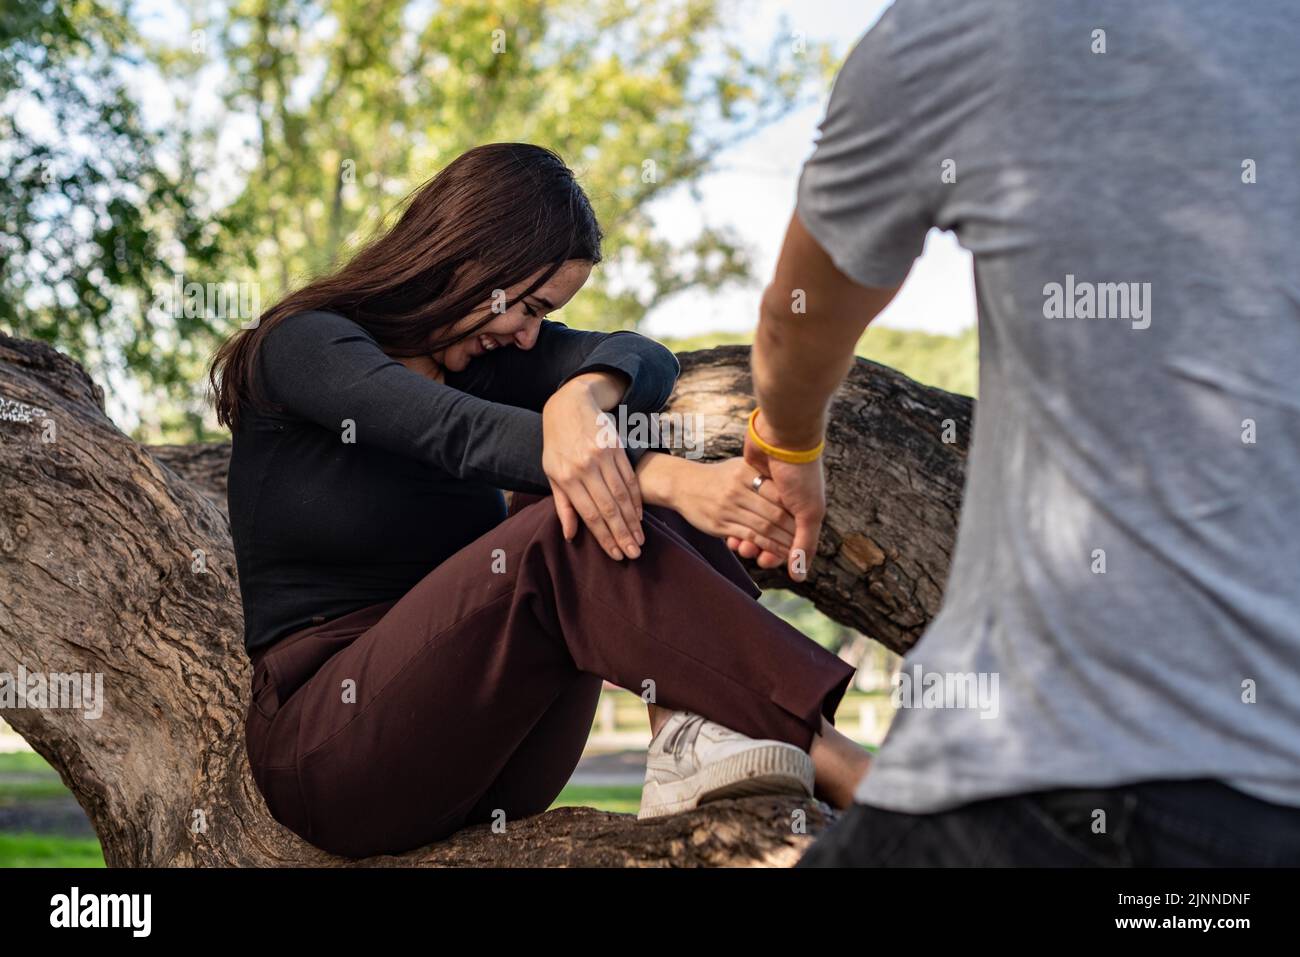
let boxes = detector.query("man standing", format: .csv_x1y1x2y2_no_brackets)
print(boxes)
741,0,1300,865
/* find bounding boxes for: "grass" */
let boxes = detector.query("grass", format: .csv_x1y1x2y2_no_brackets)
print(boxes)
549,785,642,816
0,751,59,773
0,752,73,800
0,751,105,867
1,686,889,866
0,833,105,868
0,753,644,865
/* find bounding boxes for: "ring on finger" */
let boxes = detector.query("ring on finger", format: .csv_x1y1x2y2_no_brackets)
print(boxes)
750,474,766,493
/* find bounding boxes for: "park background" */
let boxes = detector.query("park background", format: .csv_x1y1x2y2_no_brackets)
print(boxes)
0,0,976,864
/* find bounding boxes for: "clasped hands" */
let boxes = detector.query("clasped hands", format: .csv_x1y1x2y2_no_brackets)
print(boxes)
541,375,824,582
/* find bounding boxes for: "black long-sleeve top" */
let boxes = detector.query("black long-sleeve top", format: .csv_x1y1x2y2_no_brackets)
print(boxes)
227,309,681,654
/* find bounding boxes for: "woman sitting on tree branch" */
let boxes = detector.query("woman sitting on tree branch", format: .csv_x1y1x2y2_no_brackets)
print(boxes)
208,142,869,859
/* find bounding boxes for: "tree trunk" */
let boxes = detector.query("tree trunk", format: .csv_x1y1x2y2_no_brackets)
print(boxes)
0,334,971,867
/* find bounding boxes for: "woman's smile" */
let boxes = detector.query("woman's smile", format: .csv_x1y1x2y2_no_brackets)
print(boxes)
427,259,593,373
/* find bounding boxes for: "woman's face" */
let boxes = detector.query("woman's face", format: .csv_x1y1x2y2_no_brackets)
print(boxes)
431,259,593,373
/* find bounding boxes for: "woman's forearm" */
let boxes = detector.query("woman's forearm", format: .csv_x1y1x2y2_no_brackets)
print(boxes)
634,451,687,508
559,369,631,411
633,453,799,561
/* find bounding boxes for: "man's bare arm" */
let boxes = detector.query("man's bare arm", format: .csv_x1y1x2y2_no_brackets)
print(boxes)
742,210,907,579
752,210,904,447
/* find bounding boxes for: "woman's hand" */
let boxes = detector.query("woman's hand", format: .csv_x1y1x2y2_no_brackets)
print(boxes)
541,372,644,560
638,454,797,564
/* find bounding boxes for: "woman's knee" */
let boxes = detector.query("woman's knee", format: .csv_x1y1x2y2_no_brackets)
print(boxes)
525,498,758,599
641,507,762,597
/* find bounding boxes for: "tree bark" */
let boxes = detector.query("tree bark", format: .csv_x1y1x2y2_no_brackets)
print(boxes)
665,347,971,654
0,334,970,867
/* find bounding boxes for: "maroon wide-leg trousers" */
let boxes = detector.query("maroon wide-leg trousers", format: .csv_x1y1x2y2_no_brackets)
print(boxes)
244,492,856,858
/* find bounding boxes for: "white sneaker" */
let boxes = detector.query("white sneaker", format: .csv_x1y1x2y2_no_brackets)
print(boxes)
637,711,814,820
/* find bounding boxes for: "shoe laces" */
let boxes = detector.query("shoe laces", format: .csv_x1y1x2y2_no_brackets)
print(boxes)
662,712,706,758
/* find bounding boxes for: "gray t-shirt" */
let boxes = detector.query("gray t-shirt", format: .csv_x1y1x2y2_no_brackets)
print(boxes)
796,0,1300,812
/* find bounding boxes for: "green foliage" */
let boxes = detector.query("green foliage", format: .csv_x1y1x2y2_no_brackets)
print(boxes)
661,324,979,397
856,325,977,397
204,0,828,314
0,0,226,435
169,0,831,439
2,0,973,445
760,588,850,652
3,0,832,442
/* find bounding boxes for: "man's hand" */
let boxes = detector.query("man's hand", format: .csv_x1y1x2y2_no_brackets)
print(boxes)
739,211,903,580
733,418,827,582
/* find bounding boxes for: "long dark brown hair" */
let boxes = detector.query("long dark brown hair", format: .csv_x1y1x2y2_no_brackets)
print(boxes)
209,143,603,429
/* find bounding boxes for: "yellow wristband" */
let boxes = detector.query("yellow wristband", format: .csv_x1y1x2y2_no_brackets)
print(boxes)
747,408,825,464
